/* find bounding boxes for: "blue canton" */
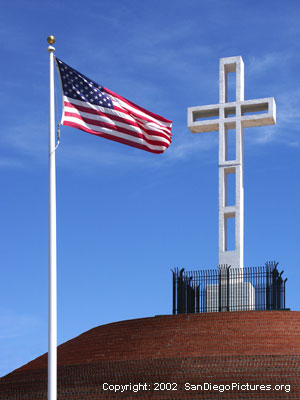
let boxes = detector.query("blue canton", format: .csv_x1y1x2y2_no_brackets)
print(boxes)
56,58,113,109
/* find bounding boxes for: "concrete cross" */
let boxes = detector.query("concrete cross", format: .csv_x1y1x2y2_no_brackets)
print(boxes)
188,56,276,269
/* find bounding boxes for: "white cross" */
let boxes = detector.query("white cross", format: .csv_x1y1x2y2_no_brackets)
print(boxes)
188,56,276,269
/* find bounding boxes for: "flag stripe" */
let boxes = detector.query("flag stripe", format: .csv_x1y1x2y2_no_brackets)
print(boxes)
63,99,171,144
61,97,172,151
64,95,172,137
63,118,169,153
64,109,171,147
109,101,172,137
105,88,172,127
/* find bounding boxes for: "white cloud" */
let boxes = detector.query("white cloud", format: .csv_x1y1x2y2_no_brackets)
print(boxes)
0,121,47,164
165,127,218,161
0,309,45,377
247,51,295,79
0,157,24,168
0,309,41,340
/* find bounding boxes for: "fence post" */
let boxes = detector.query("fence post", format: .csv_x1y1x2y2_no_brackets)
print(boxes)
227,267,230,311
218,268,221,312
172,270,176,315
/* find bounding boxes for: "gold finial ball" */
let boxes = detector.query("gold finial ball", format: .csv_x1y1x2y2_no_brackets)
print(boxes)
47,35,56,45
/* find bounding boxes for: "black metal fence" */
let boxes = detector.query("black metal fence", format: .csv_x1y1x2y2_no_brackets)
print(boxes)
172,262,287,314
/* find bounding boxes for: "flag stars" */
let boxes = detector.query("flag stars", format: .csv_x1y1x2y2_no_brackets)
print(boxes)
57,58,113,109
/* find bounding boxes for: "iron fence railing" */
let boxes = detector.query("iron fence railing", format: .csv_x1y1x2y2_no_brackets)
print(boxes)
172,262,287,314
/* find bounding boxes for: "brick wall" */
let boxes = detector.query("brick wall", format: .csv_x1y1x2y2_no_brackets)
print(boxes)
1,311,300,399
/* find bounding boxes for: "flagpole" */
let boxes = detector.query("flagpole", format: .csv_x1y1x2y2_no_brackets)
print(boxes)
47,35,57,400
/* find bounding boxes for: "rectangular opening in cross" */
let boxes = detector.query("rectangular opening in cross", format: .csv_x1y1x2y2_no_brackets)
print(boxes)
225,168,236,206
225,127,236,161
193,108,219,122
224,62,237,103
241,102,268,116
225,106,236,118
225,213,235,251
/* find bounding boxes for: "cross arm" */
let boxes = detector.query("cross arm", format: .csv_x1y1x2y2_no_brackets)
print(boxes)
240,98,276,128
187,97,276,134
187,104,220,133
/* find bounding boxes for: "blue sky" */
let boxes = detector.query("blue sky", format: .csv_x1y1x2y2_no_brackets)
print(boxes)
1,0,300,377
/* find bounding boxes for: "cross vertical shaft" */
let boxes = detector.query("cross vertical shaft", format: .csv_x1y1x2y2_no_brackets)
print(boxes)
188,56,276,270
218,57,244,269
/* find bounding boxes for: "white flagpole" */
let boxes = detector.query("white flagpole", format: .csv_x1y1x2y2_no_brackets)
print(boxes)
47,35,57,400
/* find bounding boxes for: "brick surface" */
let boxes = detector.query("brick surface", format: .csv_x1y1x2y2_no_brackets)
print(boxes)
1,311,300,399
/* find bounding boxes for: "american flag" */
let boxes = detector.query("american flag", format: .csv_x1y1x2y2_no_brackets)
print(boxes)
55,58,172,154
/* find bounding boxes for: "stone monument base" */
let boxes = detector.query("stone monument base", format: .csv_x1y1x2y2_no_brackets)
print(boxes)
206,281,255,312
